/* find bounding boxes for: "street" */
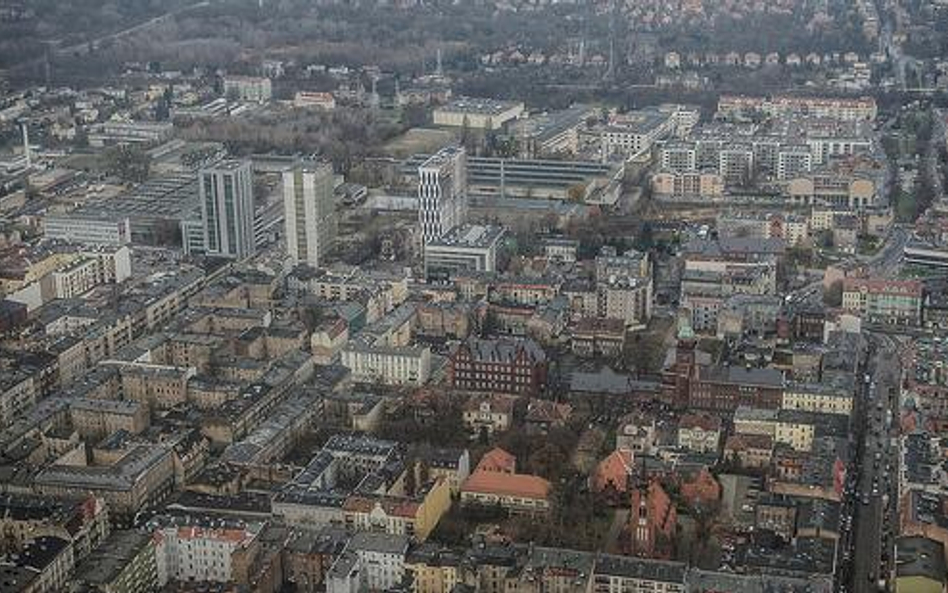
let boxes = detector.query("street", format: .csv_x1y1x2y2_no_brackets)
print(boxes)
837,335,902,592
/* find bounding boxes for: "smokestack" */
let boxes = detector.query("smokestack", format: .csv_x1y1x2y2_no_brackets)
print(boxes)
21,122,31,168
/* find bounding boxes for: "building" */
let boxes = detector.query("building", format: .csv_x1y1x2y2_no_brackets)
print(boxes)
69,397,150,441
0,536,75,593
894,536,946,593
448,338,548,396
294,91,336,110
717,95,878,122
199,159,256,259
782,381,853,416
841,277,923,325
571,317,626,358
460,455,551,514
342,478,451,541
152,515,263,585
87,121,173,147
44,214,132,246
418,147,468,245
904,243,948,270
0,494,109,561
433,98,525,130
340,342,432,386
600,106,697,159
283,159,336,268
677,413,722,454
34,444,175,527
327,533,408,593
424,224,504,281
628,480,677,559
590,449,634,495
689,366,785,412
462,394,515,437
75,530,159,593
223,75,272,103
592,554,686,593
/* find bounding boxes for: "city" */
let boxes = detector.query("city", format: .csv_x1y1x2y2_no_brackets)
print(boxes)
1,0,948,592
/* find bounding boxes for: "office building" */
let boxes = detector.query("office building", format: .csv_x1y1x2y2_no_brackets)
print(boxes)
424,223,504,280
199,159,256,259
433,98,524,130
418,146,467,244
283,160,336,268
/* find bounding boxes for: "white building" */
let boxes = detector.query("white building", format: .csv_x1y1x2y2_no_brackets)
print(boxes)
433,98,524,130
283,159,336,268
223,75,272,103
153,517,262,586
418,146,467,245
199,159,256,259
424,223,504,280
340,342,432,386
327,533,409,593
44,214,132,246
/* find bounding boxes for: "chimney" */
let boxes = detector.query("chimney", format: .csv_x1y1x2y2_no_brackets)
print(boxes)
21,122,31,168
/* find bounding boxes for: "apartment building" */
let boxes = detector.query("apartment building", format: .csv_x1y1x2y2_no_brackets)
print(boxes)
223,75,272,103
841,277,923,325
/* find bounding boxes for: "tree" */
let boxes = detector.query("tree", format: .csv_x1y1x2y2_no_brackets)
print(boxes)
823,280,843,307
103,144,151,183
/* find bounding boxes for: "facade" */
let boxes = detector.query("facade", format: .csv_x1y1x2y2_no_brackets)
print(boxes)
571,317,627,358
841,277,923,325
283,160,337,269
340,342,432,386
718,94,878,121
650,170,725,201
153,516,263,585
689,366,785,412
676,413,722,454
433,98,525,130
424,224,504,280
418,146,468,245
34,444,176,527
462,394,515,437
342,478,451,542
592,554,686,593
75,530,159,593
199,159,256,259
44,214,132,246
628,480,677,559
460,470,551,514
782,382,853,415
223,75,272,103
448,338,548,396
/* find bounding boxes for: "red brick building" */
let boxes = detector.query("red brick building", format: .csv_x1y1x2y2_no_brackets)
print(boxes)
662,336,784,411
628,479,677,559
448,337,547,396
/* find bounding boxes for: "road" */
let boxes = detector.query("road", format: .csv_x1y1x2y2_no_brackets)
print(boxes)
12,0,211,79
839,336,901,592
54,1,211,57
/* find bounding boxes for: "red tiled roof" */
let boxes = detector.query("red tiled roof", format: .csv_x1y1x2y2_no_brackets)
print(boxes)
475,447,517,474
461,470,550,501
678,413,722,432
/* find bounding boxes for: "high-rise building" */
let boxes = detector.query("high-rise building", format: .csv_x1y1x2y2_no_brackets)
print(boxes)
418,146,467,245
283,160,336,268
199,159,256,259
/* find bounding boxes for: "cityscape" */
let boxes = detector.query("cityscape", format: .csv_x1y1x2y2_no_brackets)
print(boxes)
1,0,948,592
